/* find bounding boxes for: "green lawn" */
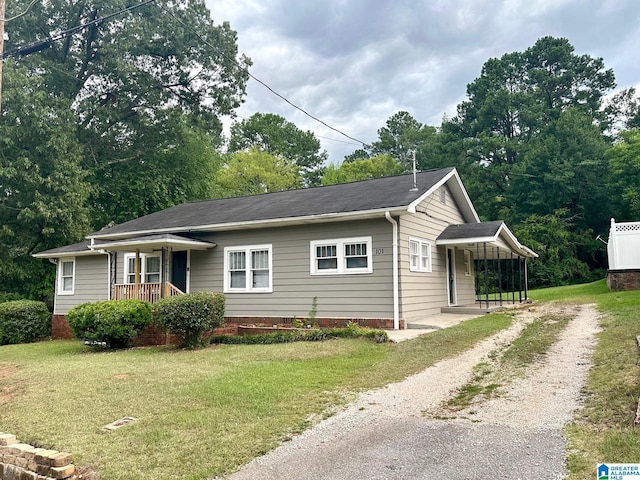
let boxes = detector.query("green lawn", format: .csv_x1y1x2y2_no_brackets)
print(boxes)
0,313,511,480
530,279,640,479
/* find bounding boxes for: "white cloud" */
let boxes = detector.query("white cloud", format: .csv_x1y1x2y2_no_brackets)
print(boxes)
210,0,640,162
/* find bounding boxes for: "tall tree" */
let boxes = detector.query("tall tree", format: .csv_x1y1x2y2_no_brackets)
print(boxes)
447,36,615,216
215,149,302,197
353,111,443,171
606,130,640,221
0,62,91,300
440,37,618,284
6,0,250,224
228,113,327,184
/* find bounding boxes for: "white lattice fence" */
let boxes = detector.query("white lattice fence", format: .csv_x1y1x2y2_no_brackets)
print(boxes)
608,219,640,270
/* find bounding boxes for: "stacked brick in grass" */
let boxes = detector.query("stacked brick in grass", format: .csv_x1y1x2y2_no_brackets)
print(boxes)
0,433,75,480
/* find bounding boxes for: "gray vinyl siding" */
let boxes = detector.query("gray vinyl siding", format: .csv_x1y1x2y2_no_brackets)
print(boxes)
189,218,394,320
54,255,109,314
398,185,476,321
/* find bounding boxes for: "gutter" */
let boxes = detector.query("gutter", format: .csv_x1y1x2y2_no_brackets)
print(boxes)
385,212,400,330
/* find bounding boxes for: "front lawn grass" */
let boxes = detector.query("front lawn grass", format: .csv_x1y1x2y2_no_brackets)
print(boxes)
530,280,640,479
0,313,511,480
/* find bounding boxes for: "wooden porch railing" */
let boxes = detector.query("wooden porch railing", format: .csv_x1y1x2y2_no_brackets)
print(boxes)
112,282,184,303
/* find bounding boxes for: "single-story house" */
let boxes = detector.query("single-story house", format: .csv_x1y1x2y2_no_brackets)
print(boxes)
34,167,537,335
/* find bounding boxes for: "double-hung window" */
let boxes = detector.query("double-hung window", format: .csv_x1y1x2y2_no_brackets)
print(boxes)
310,237,373,275
58,258,75,295
124,254,161,284
409,238,432,272
224,245,272,293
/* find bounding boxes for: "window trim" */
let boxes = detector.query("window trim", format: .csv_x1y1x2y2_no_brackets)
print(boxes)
124,253,162,284
58,257,76,295
310,236,373,275
223,244,273,293
408,237,432,273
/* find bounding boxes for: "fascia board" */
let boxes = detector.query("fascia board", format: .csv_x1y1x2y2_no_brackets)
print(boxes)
91,238,215,251
88,207,409,241
407,169,481,223
32,250,99,258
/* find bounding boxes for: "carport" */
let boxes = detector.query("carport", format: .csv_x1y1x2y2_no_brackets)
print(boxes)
436,221,538,309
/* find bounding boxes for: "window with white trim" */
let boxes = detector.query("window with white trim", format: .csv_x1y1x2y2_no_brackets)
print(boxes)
409,238,432,272
310,237,373,275
58,258,75,295
224,245,272,293
124,254,161,284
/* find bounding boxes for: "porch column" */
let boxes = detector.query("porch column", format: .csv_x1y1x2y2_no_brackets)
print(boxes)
135,248,141,299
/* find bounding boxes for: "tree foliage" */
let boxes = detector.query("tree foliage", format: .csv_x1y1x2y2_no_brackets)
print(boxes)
0,62,91,300
216,149,303,197
6,0,250,225
229,113,327,183
3,0,250,297
606,130,640,221
322,155,404,185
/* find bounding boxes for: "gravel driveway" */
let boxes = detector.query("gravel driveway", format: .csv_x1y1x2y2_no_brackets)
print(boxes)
225,303,601,480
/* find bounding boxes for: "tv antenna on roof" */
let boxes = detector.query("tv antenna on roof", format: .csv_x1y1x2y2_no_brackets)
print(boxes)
410,150,418,191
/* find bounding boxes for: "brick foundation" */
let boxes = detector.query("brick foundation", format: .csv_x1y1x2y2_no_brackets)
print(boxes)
51,315,74,340
50,316,399,345
0,433,75,480
607,269,640,291
224,316,402,330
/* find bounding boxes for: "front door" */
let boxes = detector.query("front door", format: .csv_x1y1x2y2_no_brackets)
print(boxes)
171,251,188,293
447,248,456,305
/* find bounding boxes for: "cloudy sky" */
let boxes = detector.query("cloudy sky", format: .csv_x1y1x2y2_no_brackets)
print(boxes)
206,0,640,164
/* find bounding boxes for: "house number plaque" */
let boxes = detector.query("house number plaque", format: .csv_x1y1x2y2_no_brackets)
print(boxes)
375,248,384,255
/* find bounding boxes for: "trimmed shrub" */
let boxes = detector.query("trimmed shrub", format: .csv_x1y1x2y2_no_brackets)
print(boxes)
0,300,51,345
153,292,225,348
67,300,153,348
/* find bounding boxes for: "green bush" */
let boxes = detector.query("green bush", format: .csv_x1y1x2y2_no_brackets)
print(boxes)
67,300,153,348
153,292,225,348
0,300,51,345
0,292,25,304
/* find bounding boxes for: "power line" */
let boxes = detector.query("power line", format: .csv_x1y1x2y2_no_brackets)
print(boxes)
154,3,368,147
0,0,40,23
1,0,155,60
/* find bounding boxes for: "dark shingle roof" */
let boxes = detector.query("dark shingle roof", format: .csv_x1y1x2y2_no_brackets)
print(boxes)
91,168,455,238
437,221,504,241
32,240,96,257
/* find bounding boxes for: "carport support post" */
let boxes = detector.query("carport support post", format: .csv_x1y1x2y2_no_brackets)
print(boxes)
497,246,502,306
518,257,523,303
524,258,529,300
484,242,489,309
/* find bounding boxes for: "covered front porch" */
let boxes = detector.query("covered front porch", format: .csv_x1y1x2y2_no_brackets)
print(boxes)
436,221,538,311
91,234,216,303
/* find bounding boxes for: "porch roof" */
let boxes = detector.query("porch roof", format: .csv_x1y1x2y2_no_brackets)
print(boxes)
435,221,537,259
90,234,216,253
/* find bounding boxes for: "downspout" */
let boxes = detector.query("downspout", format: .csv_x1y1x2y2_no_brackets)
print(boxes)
385,212,400,330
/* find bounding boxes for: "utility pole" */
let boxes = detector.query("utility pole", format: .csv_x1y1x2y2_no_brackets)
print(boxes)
0,0,5,114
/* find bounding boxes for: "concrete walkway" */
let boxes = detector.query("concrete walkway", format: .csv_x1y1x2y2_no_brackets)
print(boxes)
385,312,486,342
